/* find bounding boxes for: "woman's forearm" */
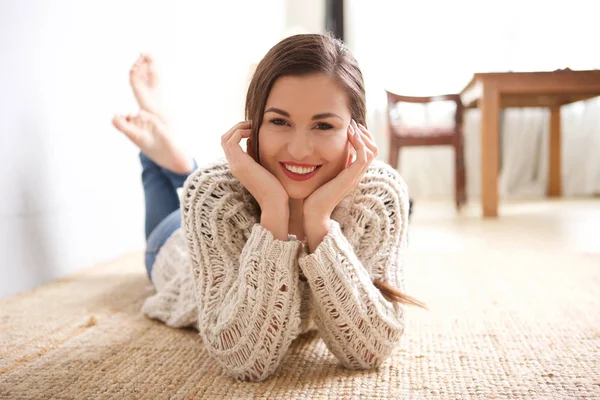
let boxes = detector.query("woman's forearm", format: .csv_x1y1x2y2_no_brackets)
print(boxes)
298,220,405,369
260,201,290,241
303,215,332,253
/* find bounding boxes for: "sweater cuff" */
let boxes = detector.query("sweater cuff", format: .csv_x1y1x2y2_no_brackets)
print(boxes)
244,223,302,265
298,220,367,283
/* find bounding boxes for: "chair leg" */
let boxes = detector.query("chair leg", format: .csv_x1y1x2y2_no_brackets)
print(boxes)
454,156,460,210
454,138,467,209
460,155,466,206
389,142,400,170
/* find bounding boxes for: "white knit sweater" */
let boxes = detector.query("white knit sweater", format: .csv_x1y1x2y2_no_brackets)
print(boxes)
141,159,410,381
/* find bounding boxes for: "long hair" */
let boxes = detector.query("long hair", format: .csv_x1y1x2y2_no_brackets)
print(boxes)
244,33,426,310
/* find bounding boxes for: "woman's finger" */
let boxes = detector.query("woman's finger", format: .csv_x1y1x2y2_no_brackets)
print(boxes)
360,131,378,158
221,121,251,144
356,129,368,164
348,123,368,166
357,128,376,150
221,121,250,143
357,122,374,141
350,121,377,180
227,128,252,148
222,128,251,159
346,123,357,152
353,121,378,159
354,121,373,144
347,122,355,142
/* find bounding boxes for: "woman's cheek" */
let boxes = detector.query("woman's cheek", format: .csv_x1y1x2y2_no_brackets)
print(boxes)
257,128,277,159
321,133,350,162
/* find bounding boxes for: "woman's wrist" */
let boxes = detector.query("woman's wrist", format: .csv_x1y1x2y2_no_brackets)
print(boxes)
304,216,331,253
256,188,288,210
260,202,290,241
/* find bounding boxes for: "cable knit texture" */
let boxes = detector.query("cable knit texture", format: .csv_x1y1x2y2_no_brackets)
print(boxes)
141,158,410,381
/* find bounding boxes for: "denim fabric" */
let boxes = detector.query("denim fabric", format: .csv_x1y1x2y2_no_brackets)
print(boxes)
139,152,197,280
144,209,182,280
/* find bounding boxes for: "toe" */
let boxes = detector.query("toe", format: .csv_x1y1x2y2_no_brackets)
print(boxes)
112,115,132,133
138,109,154,118
138,110,150,121
111,115,123,128
114,116,143,142
138,109,162,127
130,64,140,76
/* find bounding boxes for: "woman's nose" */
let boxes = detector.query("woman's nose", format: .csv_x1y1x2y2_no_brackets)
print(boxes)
287,130,314,160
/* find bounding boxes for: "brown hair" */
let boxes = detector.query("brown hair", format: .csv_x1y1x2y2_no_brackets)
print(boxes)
373,280,427,309
244,33,426,310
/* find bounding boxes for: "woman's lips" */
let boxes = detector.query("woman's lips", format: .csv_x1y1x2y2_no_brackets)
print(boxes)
279,162,322,181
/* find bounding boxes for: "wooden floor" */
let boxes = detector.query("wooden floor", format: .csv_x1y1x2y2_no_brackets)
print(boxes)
407,198,600,256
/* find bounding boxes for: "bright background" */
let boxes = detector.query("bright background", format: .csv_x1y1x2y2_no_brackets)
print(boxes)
1,0,598,298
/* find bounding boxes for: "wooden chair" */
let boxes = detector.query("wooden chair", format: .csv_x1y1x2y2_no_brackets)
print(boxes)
386,90,467,209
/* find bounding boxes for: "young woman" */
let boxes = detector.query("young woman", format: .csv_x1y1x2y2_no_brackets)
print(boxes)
112,34,424,382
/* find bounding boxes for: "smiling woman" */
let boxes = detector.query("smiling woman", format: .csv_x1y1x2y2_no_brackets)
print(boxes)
112,33,424,382
257,75,352,202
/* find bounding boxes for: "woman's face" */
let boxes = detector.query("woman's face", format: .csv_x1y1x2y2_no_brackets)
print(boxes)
258,73,353,200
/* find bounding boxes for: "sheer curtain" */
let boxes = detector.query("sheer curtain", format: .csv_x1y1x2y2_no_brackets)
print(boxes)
345,0,600,199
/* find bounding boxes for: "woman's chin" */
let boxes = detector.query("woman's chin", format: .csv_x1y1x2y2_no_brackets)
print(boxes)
283,184,316,201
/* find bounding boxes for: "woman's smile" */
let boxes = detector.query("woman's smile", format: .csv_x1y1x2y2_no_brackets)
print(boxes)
279,162,322,181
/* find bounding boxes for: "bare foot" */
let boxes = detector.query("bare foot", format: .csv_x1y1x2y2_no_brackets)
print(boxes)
129,53,168,123
112,110,194,174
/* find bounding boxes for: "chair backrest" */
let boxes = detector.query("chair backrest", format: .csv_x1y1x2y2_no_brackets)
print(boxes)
385,90,464,128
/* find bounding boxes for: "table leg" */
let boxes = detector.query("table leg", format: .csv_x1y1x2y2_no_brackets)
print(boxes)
548,106,562,197
480,85,499,217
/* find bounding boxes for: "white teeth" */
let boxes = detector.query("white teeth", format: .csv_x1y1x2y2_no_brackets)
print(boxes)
284,164,318,175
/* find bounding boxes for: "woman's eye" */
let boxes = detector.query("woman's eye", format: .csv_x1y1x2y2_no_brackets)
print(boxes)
270,118,289,126
315,122,333,130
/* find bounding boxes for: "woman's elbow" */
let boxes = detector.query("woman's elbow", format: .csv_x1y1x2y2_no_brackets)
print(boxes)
340,354,386,371
339,340,400,370
204,343,281,382
222,360,280,382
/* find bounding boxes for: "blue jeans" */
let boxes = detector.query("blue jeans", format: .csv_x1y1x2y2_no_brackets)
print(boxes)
140,152,197,281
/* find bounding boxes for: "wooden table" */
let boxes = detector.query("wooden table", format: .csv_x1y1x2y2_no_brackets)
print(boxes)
460,69,600,217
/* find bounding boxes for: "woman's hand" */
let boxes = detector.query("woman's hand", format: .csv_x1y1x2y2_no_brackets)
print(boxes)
222,121,289,240
303,120,379,251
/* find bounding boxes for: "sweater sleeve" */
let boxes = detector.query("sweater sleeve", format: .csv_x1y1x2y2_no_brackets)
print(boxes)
181,163,303,382
298,162,410,369
141,229,200,329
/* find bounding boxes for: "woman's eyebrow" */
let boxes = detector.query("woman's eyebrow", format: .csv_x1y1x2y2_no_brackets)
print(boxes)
312,112,342,121
264,107,343,121
264,107,290,117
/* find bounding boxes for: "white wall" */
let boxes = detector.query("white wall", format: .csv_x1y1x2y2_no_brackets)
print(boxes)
285,0,324,35
0,0,286,299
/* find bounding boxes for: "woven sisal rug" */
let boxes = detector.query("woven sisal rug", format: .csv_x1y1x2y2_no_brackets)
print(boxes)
1,248,599,399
